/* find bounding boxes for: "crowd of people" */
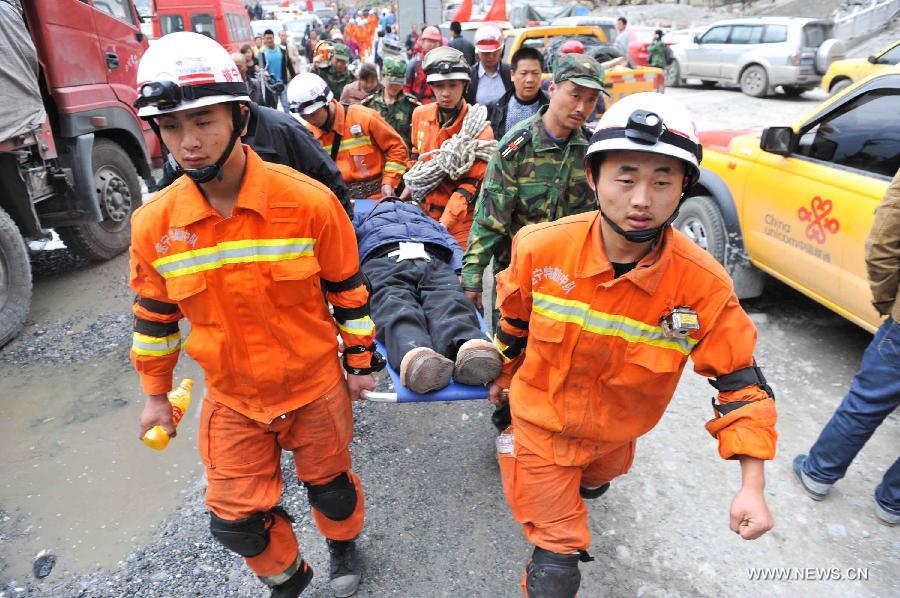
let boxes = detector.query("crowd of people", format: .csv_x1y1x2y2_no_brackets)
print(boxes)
126,8,899,597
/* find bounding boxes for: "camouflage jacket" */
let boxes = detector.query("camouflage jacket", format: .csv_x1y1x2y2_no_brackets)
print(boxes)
315,65,356,101
461,106,595,291
361,88,420,150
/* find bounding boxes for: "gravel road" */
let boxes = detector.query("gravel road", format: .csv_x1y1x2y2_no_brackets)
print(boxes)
1,35,898,598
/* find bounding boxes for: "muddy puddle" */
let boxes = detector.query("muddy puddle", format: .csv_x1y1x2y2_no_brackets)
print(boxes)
0,357,205,584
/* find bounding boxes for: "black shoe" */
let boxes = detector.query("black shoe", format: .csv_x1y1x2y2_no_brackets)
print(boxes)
579,482,610,500
327,539,361,597
270,559,313,598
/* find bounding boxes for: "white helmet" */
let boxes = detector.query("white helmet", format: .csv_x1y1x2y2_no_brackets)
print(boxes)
585,93,703,243
585,92,702,177
135,31,249,118
287,72,333,115
474,25,503,53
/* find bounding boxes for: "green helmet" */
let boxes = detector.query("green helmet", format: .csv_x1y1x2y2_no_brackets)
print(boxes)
423,46,470,83
382,57,407,85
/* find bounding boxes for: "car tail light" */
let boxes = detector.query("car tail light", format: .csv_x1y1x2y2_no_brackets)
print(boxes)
789,52,800,66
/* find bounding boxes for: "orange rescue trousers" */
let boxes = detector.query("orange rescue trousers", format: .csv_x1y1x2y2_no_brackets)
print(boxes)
498,429,635,555
200,380,364,579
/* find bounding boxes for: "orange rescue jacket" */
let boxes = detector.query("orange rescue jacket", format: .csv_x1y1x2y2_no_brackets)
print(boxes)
410,101,493,249
306,100,409,197
494,213,778,467
129,148,375,423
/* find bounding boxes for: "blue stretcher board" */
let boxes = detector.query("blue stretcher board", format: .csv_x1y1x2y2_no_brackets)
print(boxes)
354,198,490,403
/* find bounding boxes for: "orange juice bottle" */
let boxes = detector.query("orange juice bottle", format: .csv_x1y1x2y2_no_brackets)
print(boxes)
142,379,193,451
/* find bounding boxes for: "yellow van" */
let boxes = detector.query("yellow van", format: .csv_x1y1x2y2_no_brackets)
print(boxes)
821,40,899,95
674,66,900,332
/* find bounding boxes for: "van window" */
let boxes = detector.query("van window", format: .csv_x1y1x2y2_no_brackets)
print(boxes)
700,26,730,44
802,24,831,48
877,44,900,65
729,25,763,44
762,25,788,43
93,0,135,25
192,13,217,40
796,90,900,178
160,15,185,35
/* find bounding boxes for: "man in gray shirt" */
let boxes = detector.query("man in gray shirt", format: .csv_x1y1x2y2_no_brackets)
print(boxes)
466,24,512,106
613,16,631,64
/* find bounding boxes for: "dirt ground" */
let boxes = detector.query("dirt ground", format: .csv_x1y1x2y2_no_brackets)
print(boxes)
1,23,898,598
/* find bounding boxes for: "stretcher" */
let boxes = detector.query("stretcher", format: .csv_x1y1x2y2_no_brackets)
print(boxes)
352,199,491,404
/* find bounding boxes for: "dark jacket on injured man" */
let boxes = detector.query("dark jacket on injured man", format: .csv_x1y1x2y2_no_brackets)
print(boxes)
354,199,463,272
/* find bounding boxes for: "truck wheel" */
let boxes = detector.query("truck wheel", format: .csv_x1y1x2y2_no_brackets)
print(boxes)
740,65,768,98
57,138,140,262
0,206,32,347
674,196,727,263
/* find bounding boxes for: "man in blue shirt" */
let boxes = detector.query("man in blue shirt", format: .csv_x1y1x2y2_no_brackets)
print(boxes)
260,29,295,113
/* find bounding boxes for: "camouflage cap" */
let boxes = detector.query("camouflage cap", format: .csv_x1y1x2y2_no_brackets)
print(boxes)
333,43,351,61
423,46,470,83
382,57,408,84
553,54,605,91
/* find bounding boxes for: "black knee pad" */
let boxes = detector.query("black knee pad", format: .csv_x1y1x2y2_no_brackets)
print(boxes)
304,472,357,521
209,507,292,558
525,547,582,598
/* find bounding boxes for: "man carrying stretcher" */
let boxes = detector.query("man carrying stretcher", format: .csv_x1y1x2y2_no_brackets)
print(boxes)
354,198,502,394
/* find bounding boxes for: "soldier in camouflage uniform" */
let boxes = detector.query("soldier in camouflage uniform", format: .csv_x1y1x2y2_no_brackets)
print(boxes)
315,43,356,100
463,55,607,429
362,57,420,149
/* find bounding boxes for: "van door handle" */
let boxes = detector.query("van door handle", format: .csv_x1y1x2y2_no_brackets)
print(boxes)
106,52,120,69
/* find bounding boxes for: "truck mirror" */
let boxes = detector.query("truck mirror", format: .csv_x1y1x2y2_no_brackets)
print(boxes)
760,126,794,156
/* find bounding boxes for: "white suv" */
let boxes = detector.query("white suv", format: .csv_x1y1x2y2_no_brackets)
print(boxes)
668,17,844,97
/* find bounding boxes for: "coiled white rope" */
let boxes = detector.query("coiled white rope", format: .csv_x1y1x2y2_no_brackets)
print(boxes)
402,103,498,201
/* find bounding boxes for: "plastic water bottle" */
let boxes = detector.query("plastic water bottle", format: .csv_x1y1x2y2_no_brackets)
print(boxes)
142,379,193,451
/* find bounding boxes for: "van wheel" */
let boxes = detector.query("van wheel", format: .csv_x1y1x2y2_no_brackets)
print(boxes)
829,79,852,96
57,139,140,262
740,65,768,98
674,196,726,263
665,60,681,87
0,206,32,347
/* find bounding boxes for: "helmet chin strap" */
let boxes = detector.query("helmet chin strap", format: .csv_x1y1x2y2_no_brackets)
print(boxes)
598,206,680,243
150,103,247,185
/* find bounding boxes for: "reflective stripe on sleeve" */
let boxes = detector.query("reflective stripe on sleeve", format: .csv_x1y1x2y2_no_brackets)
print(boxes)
384,161,407,174
152,238,315,279
532,291,698,355
336,316,375,336
132,331,182,356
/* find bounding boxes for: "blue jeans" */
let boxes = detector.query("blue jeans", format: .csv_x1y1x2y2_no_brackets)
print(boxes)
803,316,900,513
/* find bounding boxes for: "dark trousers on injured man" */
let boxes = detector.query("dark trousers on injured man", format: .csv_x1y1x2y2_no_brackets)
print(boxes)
362,254,487,370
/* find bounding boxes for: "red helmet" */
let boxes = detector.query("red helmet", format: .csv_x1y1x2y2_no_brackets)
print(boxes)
560,40,585,55
421,26,442,42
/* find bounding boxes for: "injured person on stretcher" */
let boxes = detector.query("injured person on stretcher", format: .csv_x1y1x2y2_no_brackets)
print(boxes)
354,197,502,394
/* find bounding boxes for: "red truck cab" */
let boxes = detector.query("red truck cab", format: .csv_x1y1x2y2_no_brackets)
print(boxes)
0,0,160,346
152,0,254,52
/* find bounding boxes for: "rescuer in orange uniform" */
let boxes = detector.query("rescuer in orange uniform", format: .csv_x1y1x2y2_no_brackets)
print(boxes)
289,71,409,199
403,46,494,249
130,33,383,598
490,92,778,597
